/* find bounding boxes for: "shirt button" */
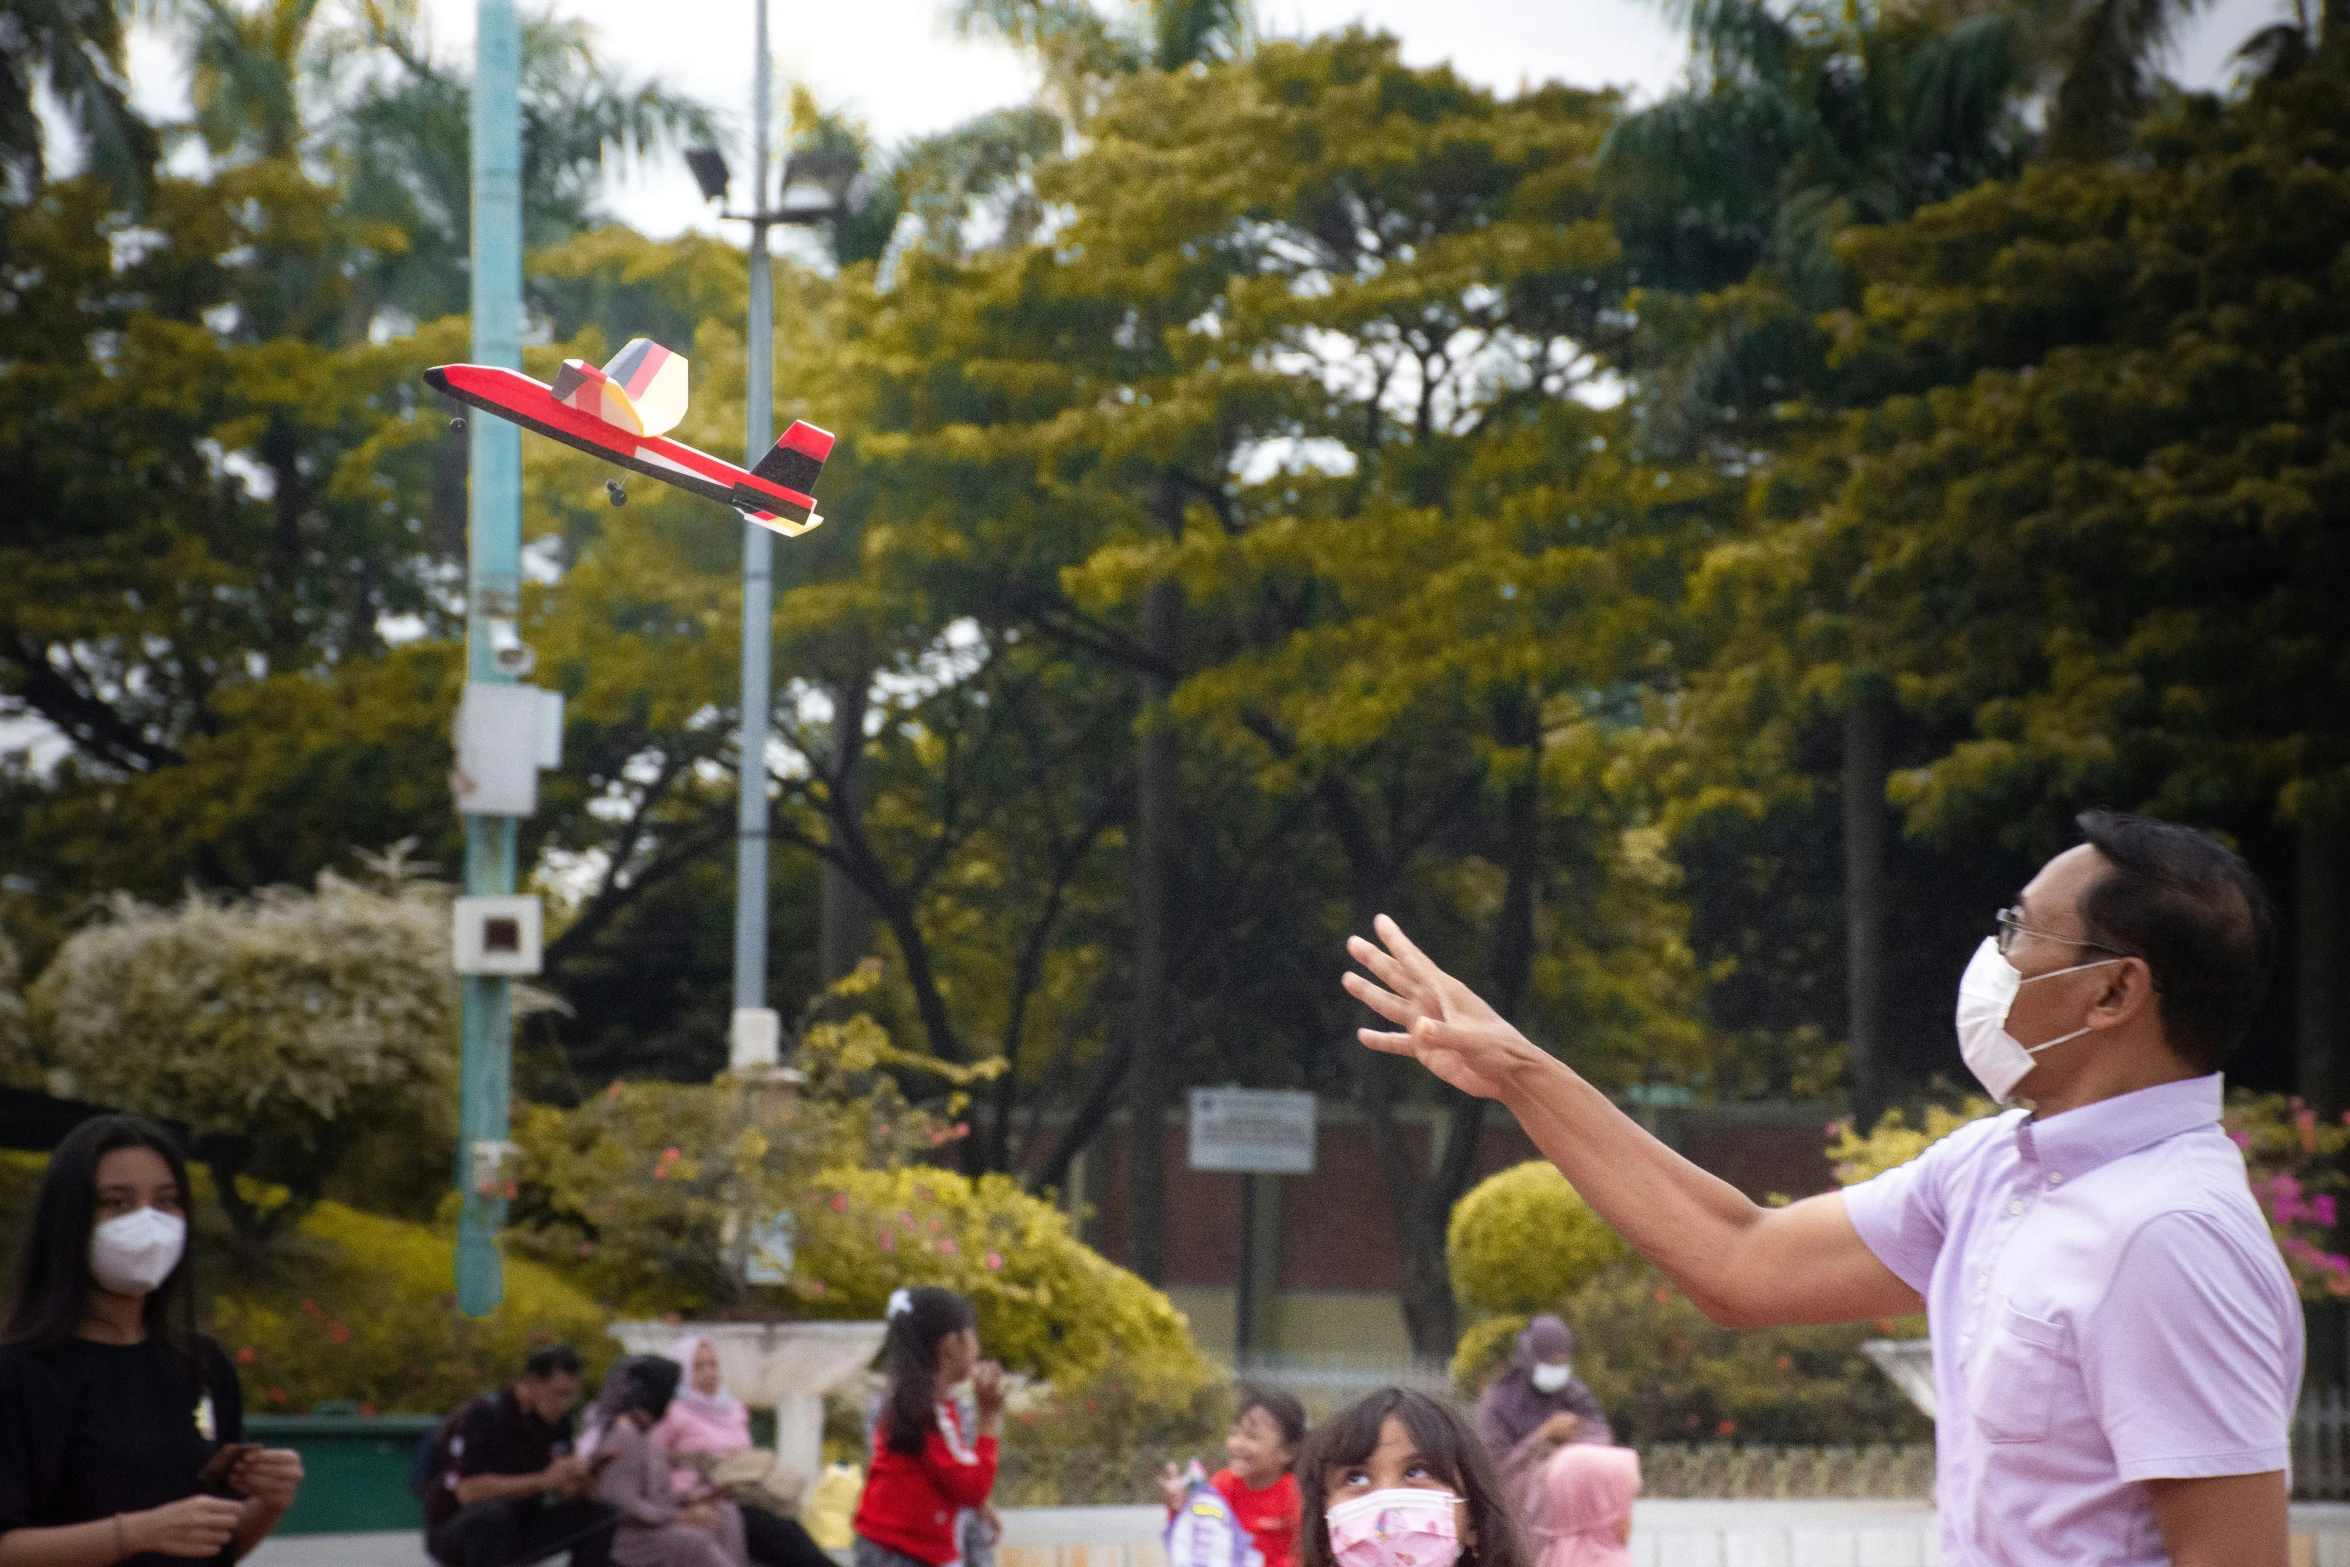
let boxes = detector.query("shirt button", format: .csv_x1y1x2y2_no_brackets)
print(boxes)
2009,1200,2024,1215
2049,1173,2063,1185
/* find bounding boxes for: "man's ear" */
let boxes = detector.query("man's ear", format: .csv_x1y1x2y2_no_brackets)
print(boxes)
2090,957,2158,1027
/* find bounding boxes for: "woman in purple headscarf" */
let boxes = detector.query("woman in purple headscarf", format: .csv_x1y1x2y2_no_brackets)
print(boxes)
1474,1315,1614,1497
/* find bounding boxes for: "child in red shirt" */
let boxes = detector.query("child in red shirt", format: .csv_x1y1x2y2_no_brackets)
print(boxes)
1161,1384,1308,1567
853,1288,1005,1567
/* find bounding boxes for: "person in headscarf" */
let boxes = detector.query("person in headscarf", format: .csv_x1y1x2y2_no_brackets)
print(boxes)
593,1356,750,1567
1473,1315,1613,1497
1521,1444,1639,1567
649,1335,839,1567
652,1336,752,1485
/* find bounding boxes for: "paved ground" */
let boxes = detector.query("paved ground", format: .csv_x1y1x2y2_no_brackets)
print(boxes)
248,1501,2350,1567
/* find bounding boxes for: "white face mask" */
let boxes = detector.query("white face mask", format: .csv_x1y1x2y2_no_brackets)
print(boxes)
1530,1363,1572,1394
1955,937,2121,1102
89,1207,187,1296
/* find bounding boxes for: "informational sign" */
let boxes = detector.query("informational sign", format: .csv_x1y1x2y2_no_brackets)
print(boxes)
745,1211,796,1285
1188,1088,1316,1174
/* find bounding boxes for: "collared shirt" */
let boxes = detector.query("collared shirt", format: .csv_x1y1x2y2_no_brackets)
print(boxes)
1844,1073,2301,1566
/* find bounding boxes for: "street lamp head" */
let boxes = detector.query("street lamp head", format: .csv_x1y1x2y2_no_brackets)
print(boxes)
685,146,731,204
782,149,860,201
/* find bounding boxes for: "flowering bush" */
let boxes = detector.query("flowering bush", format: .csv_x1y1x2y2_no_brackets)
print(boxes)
208,1199,613,1414
21,852,491,1251
993,1357,1230,1505
788,1165,1213,1406
2225,1093,2350,1300
1824,1097,1997,1186
1553,1263,1930,1447
1448,1161,1634,1317
507,1008,972,1317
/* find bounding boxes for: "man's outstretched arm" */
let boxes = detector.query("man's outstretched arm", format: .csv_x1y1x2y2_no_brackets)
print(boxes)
1345,914,1921,1329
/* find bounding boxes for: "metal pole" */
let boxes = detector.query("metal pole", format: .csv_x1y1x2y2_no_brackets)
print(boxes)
730,0,778,1072
455,0,523,1317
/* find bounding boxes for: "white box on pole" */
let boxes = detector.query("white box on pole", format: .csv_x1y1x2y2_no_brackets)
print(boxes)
454,894,543,975
1188,1088,1316,1174
730,1007,781,1071
452,683,552,816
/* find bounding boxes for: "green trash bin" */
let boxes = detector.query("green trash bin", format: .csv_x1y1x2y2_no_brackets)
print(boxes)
245,1413,443,1535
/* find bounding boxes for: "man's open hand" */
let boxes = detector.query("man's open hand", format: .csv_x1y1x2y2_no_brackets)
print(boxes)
1344,914,1534,1099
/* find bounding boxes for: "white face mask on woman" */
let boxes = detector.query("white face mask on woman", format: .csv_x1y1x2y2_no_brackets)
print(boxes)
1530,1363,1572,1394
88,1207,187,1296
1954,938,2121,1102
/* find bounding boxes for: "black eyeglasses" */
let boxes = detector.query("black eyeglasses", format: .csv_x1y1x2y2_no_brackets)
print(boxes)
1994,906,2130,961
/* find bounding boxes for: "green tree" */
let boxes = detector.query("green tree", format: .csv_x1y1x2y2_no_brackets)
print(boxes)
0,0,156,214
23,853,473,1254
1798,65,2350,1104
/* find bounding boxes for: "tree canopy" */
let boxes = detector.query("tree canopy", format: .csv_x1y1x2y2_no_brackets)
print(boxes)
4,0,2346,1356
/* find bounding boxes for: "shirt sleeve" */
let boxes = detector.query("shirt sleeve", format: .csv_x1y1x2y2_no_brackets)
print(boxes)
1840,1117,1999,1295
920,1428,998,1508
2084,1210,2300,1481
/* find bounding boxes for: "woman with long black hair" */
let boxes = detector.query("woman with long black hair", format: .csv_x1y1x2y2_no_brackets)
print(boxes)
849,1288,1002,1567
0,1115,303,1567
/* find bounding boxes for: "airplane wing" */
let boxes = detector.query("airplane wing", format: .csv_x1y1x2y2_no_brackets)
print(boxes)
424,361,830,536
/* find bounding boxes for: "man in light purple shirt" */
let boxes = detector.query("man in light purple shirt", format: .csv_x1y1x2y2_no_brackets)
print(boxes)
1343,810,2295,1567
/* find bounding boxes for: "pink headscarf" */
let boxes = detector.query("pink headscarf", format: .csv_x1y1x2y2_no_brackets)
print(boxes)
651,1333,751,1477
1524,1445,1640,1567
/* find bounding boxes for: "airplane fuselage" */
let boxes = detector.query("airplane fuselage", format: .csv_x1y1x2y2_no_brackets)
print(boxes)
424,363,822,536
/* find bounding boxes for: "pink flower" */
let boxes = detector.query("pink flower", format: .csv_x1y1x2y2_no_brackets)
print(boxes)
878,1229,897,1253
984,1251,1004,1272
936,1236,959,1256
2228,1130,2252,1148
2316,1195,2339,1228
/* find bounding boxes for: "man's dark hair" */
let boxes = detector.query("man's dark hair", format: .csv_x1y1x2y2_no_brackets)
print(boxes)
3,1115,199,1364
522,1343,583,1380
2074,809,2276,1073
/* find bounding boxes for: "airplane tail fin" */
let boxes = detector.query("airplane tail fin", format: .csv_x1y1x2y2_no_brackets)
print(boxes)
752,420,834,497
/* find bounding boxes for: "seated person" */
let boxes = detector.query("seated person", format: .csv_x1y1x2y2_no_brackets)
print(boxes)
594,1357,747,1567
424,1345,619,1567
652,1335,837,1567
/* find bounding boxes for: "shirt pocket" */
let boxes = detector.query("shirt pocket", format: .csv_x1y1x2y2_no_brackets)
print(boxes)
1970,1302,2069,1445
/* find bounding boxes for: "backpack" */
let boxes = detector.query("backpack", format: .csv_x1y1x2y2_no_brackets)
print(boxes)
408,1396,488,1502
1164,1473,1261,1567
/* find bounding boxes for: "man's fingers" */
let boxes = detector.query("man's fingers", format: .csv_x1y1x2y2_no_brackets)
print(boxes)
1372,913,1442,980
1341,970,1423,1026
1357,1025,1420,1055
1345,933,1418,997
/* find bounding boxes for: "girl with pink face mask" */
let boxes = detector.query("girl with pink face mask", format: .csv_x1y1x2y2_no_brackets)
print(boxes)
1296,1390,1531,1567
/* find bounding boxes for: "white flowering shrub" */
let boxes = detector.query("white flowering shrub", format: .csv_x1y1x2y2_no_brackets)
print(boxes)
29,854,464,1251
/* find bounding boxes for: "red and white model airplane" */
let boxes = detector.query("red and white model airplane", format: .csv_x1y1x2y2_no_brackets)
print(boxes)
425,338,834,537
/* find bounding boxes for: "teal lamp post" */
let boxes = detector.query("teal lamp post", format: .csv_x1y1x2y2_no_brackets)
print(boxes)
454,0,525,1318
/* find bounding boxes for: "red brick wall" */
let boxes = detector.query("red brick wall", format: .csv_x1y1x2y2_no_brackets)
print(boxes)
1058,1102,1837,1292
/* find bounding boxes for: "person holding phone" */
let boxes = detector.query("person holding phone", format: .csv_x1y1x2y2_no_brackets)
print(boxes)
0,1115,303,1566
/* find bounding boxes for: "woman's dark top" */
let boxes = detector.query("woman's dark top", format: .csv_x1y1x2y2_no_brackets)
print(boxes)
0,1333,245,1567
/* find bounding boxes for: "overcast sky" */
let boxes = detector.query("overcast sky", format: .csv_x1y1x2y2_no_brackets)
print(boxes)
110,0,2302,243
